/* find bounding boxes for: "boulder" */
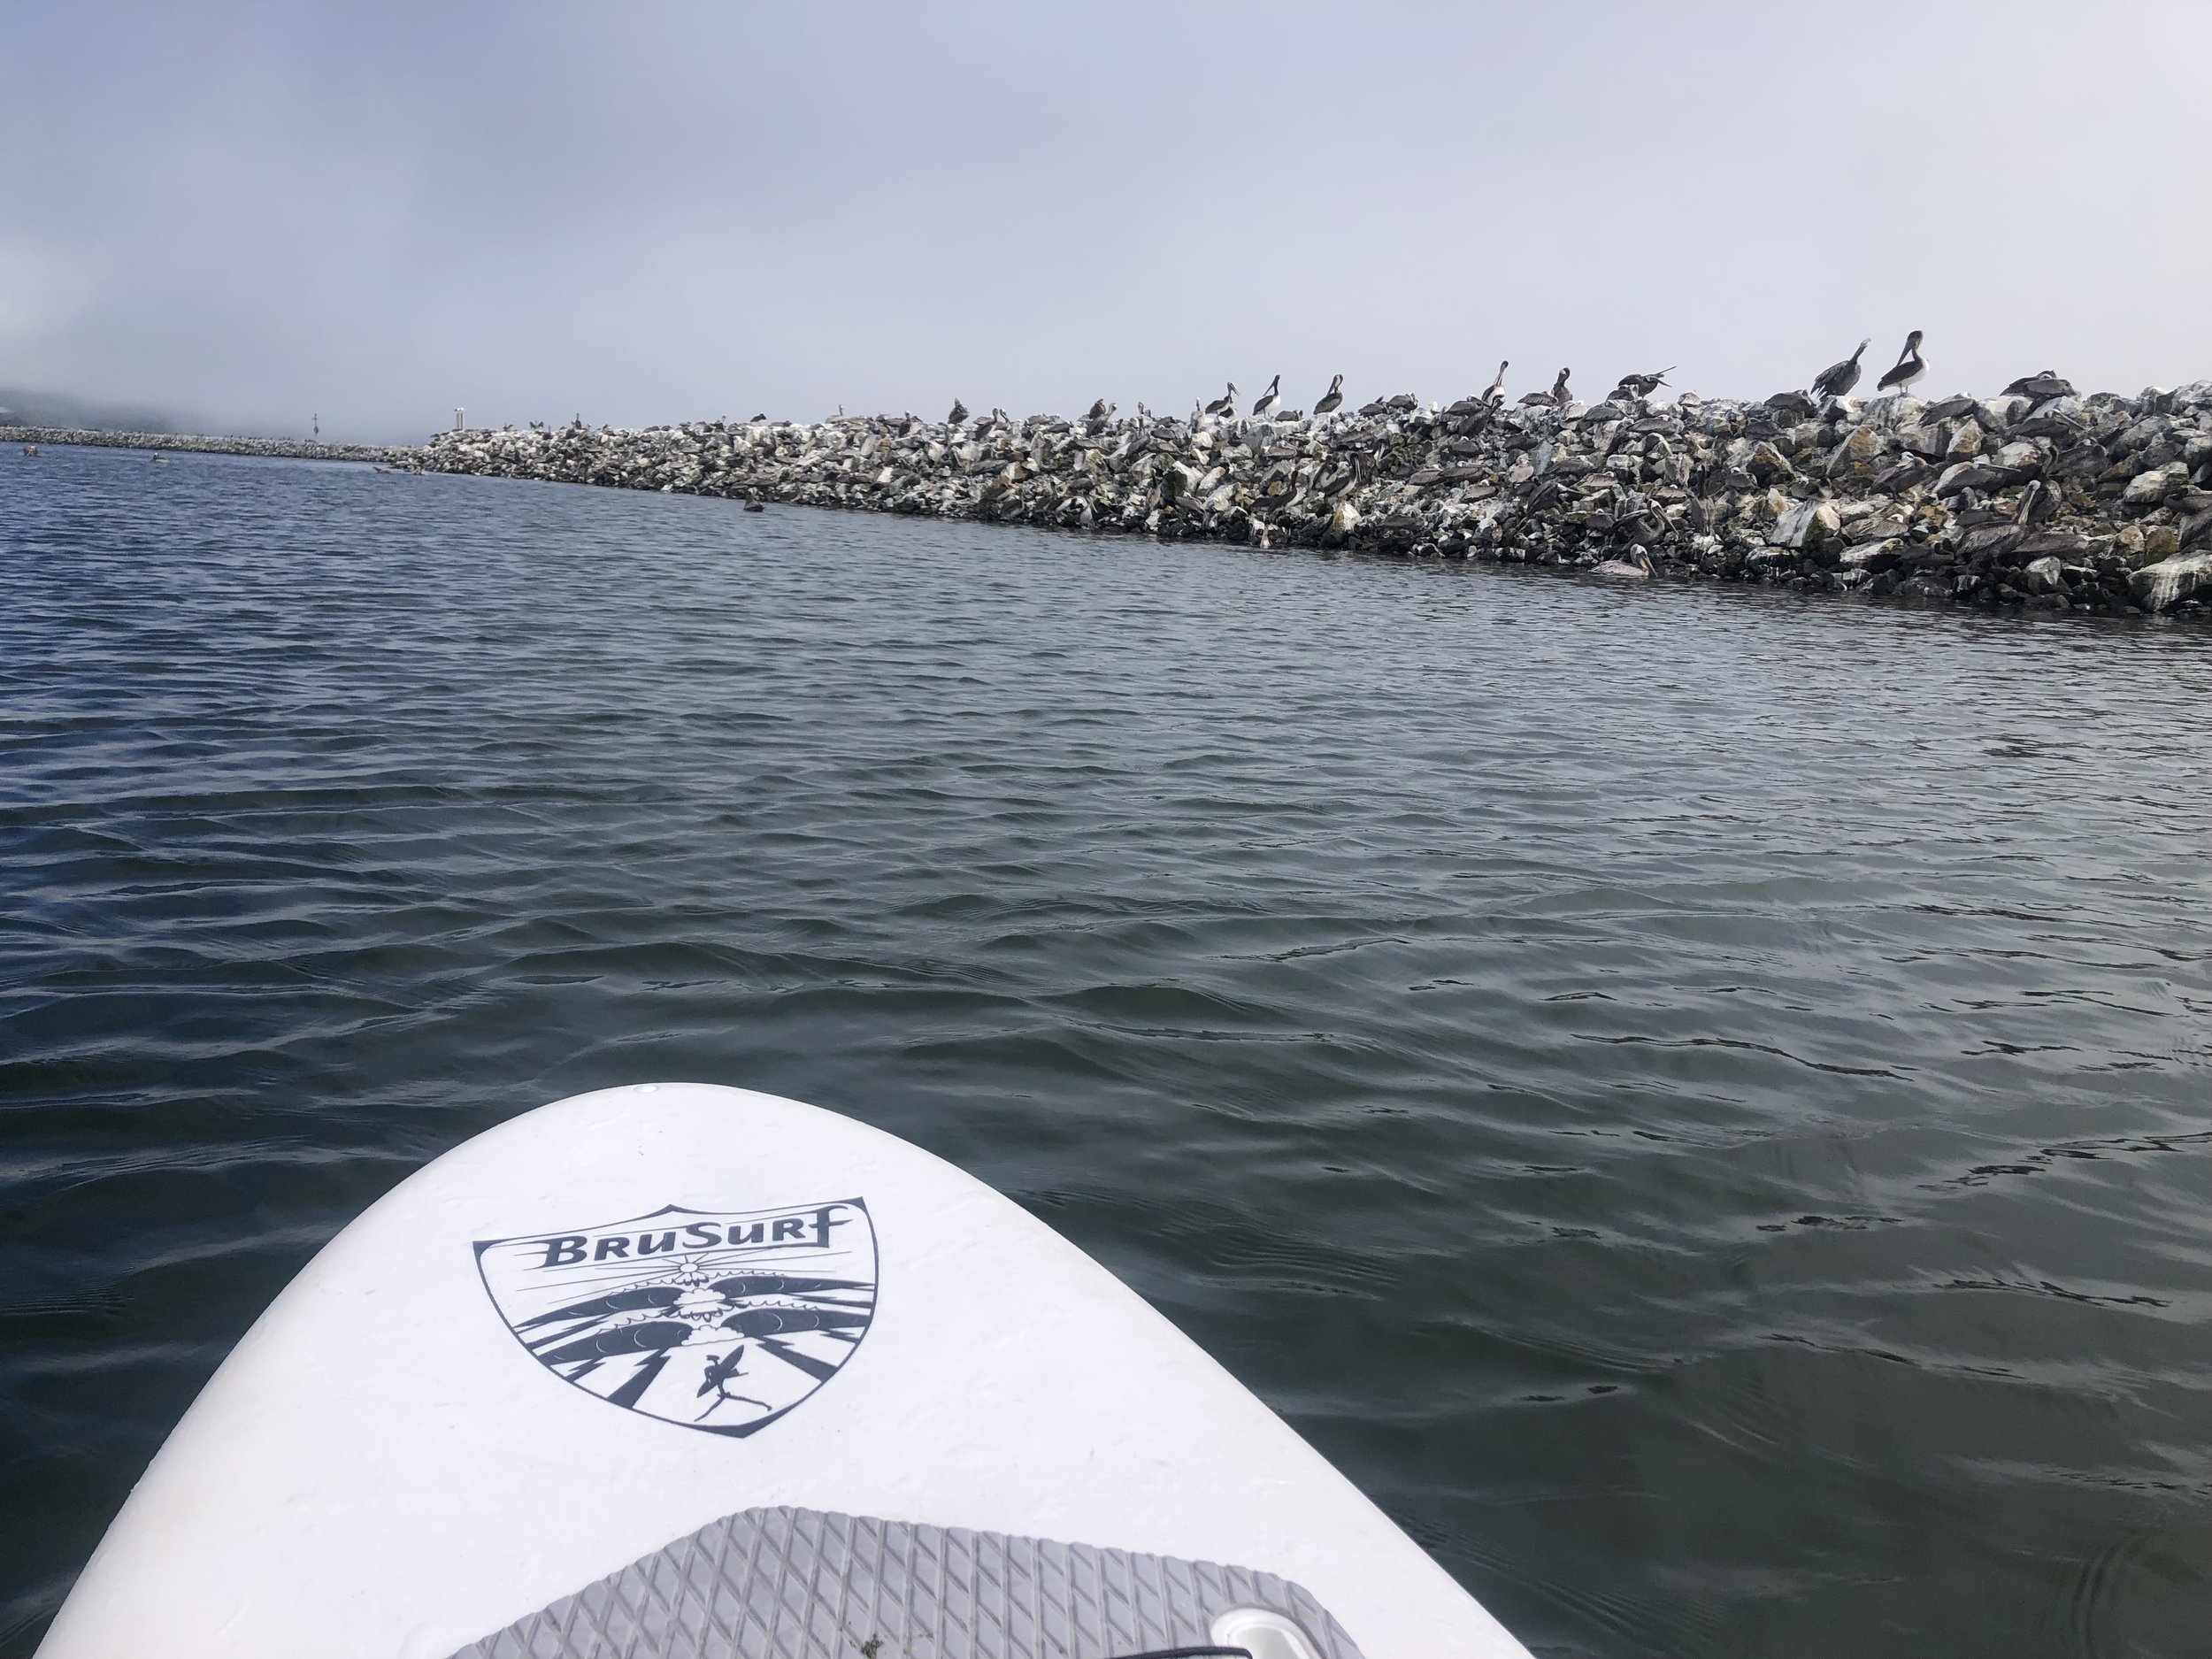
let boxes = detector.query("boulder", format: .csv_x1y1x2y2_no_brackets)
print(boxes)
2122,465,2184,507
2129,550,2212,612
1769,501,1841,549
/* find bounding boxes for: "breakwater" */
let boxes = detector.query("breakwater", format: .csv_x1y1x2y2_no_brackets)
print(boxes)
412,381,2212,616
3,426,410,465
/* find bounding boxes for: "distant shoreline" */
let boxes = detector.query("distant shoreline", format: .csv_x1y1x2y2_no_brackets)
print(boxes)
2,426,411,465
15,386,2212,621
408,382,2212,618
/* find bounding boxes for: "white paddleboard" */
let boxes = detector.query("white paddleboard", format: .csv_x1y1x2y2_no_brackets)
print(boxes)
38,1083,1533,1659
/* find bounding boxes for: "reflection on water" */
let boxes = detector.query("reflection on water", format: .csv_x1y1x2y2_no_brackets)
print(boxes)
4,446,2210,1657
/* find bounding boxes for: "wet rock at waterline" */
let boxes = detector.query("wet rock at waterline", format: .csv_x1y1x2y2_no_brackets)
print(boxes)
407,381,2212,618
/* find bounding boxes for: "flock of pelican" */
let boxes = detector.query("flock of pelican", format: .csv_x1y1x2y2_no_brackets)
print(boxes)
939,332,1981,434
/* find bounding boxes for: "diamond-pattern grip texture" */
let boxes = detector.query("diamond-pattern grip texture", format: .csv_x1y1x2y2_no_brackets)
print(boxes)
448,1505,1364,1659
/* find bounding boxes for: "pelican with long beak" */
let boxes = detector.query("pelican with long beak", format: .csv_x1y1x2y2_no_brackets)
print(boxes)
1250,375,1281,419
1877,331,1926,396
1811,339,1869,400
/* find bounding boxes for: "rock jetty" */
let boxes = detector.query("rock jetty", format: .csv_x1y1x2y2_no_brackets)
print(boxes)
394,381,2212,618
2,426,411,465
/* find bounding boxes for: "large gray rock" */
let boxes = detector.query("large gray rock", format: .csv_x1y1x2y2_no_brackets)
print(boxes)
2129,550,2212,611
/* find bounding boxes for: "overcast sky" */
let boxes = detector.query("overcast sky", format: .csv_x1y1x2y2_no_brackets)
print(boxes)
4,2,2209,442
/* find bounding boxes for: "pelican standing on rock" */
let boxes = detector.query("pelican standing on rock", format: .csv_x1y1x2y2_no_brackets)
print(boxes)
1203,383,1237,418
1313,374,1344,417
947,398,969,426
1812,339,1869,400
1877,330,1926,396
1085,397,1110,422
1520,368,1571,408
1250,375,1280,419
1483,360,1509,404
2001,371,2075,401
1593,548,1654,580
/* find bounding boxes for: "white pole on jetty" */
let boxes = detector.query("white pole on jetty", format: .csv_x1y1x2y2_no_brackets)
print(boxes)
454,407,465,432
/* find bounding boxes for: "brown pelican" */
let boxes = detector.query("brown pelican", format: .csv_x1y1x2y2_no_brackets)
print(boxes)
2014,479,2058,527
1085,397,1110,422
1203,383,1237,418
2001,371,2075,401
1593,549,1655,580
744,490,765,512
1250,375,1280,419
1483,360,1509,404
1877,331,1926,396
1613,366,1672,400
947,398,969,425
1812,340,1870,400
1520,368,1571,407
1313,374,1344,416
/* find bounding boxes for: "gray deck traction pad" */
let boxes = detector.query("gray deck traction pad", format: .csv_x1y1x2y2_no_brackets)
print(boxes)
449,1505,1365,1659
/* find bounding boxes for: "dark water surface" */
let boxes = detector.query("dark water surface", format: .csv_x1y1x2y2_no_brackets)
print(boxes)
4,446,2211,1657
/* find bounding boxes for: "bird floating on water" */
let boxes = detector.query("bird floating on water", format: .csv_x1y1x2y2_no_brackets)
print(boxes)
1593,548,1655,581
1313,374,1344,417
1877,330,1926,396
1812,339,1870,401
1250,375,1280,419
1203,383,1237,418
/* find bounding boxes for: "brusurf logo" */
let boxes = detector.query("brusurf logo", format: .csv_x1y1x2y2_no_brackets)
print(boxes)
474,1199,874,1438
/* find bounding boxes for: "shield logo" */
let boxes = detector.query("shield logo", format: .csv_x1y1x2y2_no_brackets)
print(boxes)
474,1198,874,1438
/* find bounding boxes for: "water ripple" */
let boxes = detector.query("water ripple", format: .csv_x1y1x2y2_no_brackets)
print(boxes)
4,447,2212,1656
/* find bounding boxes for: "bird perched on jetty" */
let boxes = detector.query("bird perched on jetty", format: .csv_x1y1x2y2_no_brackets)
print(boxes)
947,398,969,425
1250,375,1281,419
1812,339,1870,400
1203,383,1238,418
2001,370,2075,401
1483,361,1509,404
2013,478,2058,527
1612,366,1671,401
1085,396,1110,422
1313,374,1344,417
1521,368,1571,407
1877,331,1926,396
1086,400,1117,434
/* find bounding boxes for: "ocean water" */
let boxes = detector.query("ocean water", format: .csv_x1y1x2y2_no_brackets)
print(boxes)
4,444,2210,1657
